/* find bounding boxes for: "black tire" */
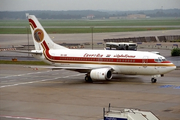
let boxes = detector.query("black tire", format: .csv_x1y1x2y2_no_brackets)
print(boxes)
85,76,93,83
151,78,157,83
85,76,89,82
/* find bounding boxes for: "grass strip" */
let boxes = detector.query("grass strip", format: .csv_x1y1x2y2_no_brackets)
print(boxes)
1,19,180,26
0,60,49,65
0,27,179,34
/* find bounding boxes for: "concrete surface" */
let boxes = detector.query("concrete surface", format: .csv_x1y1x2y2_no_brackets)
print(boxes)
0,29,180,47
0,30,180,120
0,64,180,120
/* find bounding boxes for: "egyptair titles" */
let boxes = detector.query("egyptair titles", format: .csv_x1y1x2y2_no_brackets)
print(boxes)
83,53,135,58
114,54,136,58
83,53,103,57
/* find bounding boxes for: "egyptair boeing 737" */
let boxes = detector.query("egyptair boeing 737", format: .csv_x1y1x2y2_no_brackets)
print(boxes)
27,15,176,83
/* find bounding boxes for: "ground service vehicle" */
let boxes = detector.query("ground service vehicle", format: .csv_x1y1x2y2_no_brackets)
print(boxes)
105,42,137,51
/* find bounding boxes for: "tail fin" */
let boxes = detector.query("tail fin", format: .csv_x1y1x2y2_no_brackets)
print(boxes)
28,15,68,50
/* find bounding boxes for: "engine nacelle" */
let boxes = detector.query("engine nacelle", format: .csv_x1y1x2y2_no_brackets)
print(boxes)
90,68,112,80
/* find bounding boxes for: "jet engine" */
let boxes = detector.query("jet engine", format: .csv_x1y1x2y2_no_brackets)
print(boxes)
90,68,112,80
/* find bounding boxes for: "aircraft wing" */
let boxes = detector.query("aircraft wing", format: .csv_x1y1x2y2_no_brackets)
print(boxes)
27,66,114,73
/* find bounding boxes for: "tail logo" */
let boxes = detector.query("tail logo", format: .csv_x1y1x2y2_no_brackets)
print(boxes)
34,29,44,43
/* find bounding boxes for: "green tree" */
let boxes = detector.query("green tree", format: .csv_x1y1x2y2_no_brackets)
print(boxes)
171,48,180,56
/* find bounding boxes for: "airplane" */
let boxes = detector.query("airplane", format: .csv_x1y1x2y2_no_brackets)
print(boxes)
27,15,176,83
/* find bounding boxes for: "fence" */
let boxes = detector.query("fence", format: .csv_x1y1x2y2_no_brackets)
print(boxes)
158,35,180,42
104,35,180,43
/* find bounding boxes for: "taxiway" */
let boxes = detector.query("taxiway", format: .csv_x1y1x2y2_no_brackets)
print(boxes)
0,64,180,120
0,30,180,120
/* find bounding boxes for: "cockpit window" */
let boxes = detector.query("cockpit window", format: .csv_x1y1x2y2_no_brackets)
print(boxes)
162,59,167,61
155,59,160,62
154,57,165,62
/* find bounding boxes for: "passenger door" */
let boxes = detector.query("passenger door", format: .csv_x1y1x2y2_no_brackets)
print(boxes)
142,56,148,68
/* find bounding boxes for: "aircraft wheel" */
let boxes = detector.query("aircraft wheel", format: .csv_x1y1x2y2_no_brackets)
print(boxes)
85,76,89,82
85,76,92,83
151,78,157,83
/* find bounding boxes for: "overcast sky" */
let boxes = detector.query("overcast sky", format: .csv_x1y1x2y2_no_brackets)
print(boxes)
1,0,180,11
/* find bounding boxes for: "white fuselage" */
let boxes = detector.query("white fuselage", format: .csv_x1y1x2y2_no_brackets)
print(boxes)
33,45,176,76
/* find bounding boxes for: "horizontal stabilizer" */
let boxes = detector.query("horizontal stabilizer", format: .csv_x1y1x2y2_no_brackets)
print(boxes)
14,50,43,54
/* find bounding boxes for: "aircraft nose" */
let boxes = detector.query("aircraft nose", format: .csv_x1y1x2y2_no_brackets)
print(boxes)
173,64,176,70
164,61,177,73
170,63,176,71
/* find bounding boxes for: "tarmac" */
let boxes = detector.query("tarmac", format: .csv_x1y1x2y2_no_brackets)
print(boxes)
0,30,180,120
0,64,180,120
0,29,180,47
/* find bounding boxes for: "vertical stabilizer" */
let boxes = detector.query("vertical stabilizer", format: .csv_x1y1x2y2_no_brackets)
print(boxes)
28,15,68,50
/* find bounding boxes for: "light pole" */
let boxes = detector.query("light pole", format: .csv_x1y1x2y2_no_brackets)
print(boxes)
26,13,30,56
91,26,94,50
27,26,29,56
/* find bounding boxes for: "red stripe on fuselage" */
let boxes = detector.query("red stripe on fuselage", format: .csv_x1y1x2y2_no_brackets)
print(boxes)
41,41,173,66
42,41,52,61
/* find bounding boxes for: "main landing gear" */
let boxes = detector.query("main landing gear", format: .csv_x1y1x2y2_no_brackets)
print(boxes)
85,73,93,83
151,78,157,83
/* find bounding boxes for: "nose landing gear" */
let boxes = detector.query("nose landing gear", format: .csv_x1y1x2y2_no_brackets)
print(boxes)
151,78,157,83
151,74,163,83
